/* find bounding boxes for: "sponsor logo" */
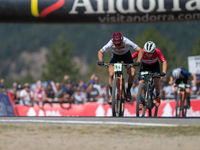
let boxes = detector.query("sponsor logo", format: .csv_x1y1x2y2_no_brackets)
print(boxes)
31,0,65,18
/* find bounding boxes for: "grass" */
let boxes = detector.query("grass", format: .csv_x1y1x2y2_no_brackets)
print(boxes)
0,124,200,136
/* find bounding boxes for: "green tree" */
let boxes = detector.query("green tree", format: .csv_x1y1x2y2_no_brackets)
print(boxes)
189,38,200,56
41,38,81,82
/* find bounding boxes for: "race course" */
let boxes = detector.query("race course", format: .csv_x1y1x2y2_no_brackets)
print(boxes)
0,117,200,150
1,117,200,126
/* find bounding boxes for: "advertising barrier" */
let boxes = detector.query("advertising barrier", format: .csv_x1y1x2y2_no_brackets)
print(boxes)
0,93,16,116
0,0,199,23
16,99,200,117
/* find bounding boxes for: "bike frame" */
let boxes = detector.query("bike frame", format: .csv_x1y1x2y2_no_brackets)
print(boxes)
176,83,187,117
101,62,134,117
141,72,155,109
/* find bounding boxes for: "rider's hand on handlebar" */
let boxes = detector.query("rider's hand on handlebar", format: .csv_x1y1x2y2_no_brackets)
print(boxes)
160,72,166,76
98,61,104,66
133,61,140,66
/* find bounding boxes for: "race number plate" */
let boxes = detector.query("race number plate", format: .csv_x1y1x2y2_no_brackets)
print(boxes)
178,83,185,88
114,63,122,71
141,71,149,75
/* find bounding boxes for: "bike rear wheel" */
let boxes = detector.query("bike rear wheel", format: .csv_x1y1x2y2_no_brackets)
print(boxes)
154,106,158,117
182,97,188,117
175,93,181,117
112,77,123,117
136,83,146,117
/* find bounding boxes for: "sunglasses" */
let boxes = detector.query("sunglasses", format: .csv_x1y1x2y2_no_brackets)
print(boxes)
146,52,153,55
114,43,122,47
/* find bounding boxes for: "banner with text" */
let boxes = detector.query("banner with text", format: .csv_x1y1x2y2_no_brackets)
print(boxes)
0,0,200,23
16,99,200,117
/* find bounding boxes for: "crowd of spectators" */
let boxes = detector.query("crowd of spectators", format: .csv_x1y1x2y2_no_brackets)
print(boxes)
2,74,200,106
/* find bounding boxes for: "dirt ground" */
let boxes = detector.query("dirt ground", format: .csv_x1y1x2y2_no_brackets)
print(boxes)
0,124,200,150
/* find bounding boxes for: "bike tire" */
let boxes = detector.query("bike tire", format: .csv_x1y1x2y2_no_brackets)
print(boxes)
112,77,122,117
182,97,187,117
154,106,158,117
176,93,182,117
119,79,125,117
136,83,146,117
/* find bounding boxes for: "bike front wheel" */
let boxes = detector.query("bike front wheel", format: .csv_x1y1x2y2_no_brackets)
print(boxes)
136,83,146,117
112,77,123,117
176,93,187,117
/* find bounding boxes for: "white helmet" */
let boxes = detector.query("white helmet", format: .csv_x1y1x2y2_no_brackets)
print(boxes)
172,69,180,79
144,41,156,53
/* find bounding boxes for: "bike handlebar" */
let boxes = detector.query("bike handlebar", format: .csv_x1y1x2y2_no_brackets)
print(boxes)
135,72,165,77
100,63,137,68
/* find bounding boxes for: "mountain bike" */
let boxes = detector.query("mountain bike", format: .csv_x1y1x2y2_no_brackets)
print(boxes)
101,62,134,117
136,71,162,117
175,83,189,117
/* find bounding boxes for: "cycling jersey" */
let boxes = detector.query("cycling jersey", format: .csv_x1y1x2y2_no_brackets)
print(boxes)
101,37,140,55
132,48,166,65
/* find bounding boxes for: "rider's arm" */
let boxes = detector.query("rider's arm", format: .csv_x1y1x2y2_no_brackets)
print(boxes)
98,49,105,61
191,73,197,83
181,67,196,83
156,48,167,73
162,61,167,74
169,75,174,85
136,48,144,63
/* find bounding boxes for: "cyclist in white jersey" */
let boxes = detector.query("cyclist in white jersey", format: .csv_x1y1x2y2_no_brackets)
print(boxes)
98,32,143,104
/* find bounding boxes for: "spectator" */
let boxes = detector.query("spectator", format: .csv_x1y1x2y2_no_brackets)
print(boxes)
34,80,46,105
0,78,6,94
16,84,23,100
45,80,57,103
100,84,109,103
71,87,85,104
196,76,200,95
161,75,169,99
190,80,197,95
163,83,175,98
130,80,139,101
60,80,74,103
89,74,105,102
54,82,63,100
19,83,33,106
80,84,87,103
86,79,101,102
11,82,18,99
62,75,70,88
72,82,78,91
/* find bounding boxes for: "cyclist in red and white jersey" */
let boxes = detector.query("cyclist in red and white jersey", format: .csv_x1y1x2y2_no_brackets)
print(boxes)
132,41,167,106
98,32,143,104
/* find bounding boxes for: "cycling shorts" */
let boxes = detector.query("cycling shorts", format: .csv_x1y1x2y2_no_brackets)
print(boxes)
174,77,190,87
138,62,160,80
109,50,133,69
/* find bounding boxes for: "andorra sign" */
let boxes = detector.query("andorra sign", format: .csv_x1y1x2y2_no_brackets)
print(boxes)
0,0,199,23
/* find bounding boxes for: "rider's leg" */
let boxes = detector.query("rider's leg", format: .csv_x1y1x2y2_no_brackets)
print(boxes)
126,67,135,102
174,86,178,100
138,79,145,108
154,78,162,106
108,67,114,104
185,87,191,108
154,78,161,97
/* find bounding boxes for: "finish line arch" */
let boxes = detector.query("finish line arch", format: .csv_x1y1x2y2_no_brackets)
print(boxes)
0,0,199,23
